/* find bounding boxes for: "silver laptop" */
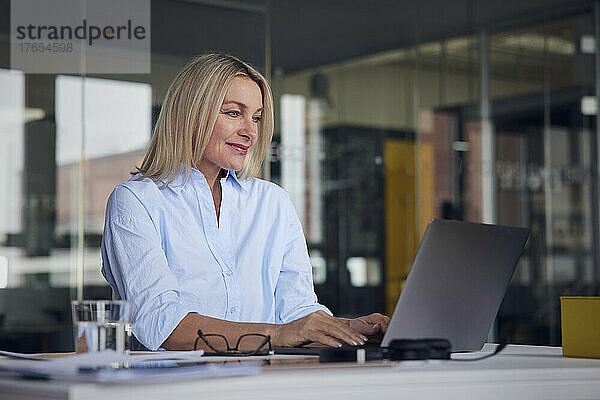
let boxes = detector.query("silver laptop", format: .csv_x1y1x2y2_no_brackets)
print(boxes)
381,218,530,351
275,218,529,354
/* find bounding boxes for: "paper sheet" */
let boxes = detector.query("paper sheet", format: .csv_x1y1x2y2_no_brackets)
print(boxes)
0,349,262,383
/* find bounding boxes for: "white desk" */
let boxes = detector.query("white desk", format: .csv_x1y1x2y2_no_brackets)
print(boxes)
2,344,600,400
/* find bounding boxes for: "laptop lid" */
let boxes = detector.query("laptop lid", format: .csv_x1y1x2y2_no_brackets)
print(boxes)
381,219,530,352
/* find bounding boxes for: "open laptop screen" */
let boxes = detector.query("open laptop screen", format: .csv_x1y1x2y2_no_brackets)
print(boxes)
382,219,530,351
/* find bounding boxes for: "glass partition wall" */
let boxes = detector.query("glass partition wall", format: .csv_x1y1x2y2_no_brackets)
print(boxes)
271,9,600,345
488,15,597,344
272,38,481,317
0,0,267,352
1,1,599,352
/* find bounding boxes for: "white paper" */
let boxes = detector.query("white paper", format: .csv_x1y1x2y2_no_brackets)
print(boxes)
0,349,260,383
80,363,260,383
0,350,47,360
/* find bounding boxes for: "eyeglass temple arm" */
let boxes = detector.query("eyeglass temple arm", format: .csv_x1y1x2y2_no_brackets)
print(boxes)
196,329,230,352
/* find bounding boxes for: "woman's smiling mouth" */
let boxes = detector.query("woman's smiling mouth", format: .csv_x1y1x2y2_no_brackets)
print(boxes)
227,142,249,155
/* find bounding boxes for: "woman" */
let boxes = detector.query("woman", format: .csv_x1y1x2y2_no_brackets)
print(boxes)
101,53,389,351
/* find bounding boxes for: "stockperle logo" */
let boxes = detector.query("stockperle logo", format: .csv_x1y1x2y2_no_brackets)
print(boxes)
11,0,150,74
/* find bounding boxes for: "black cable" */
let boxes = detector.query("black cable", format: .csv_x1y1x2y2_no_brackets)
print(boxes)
451,341,508,361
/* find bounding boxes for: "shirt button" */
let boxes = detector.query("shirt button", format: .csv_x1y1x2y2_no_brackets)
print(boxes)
225,270,232,276
230,307,237,313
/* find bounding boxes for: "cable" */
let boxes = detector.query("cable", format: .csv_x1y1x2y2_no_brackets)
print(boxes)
452,341,508,361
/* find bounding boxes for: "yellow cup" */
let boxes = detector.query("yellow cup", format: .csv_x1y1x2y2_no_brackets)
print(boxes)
560,296,600,359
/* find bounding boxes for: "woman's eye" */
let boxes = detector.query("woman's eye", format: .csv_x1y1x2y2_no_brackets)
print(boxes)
252,116,262,123
225,110,240,117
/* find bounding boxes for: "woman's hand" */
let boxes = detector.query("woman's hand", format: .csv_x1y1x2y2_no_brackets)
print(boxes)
338,313,390,342
269,310,369,348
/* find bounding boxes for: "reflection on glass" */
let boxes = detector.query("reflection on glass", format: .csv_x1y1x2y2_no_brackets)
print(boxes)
346,257,381,287
280,93,307,229
0,256,8,288
310,250,326,285
55,76,152,166
0,69,25,238
55,76,152,235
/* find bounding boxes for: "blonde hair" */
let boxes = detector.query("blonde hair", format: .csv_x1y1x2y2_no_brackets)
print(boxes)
137,53,274,184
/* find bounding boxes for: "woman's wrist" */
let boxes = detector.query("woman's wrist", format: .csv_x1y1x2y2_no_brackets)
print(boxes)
264,323,282,347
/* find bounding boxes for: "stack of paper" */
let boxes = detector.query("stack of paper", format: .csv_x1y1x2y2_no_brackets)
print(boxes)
0,350,260,382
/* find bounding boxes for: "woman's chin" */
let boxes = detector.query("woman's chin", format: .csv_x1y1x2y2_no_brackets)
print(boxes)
220,163,244,172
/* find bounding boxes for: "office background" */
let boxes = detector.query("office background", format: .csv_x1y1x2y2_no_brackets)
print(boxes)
0,0,599,352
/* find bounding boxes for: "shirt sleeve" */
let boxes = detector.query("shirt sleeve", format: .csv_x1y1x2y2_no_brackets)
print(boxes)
101,185,196,351
274,193,332,324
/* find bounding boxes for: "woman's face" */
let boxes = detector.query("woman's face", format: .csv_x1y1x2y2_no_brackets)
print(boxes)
198,76,263,176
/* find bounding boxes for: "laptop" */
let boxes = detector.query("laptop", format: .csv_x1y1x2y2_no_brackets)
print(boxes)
275,218,530,354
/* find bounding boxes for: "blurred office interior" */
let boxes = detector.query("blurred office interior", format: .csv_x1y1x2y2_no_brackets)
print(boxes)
1,0,599,351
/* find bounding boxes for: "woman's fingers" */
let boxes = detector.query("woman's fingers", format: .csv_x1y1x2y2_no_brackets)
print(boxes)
350,313,391,335
382,315,390,332
271,311,390,348
375,313,390,332
307,312,368,346
346,319,376,335
308,330,343,348
317,317,368,346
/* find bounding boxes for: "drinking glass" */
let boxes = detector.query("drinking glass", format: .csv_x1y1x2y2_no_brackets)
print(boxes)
71,300,132,353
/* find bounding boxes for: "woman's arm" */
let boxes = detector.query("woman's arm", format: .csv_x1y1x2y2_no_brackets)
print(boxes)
162,313,272,350
102,185,199,351
163,310,370,350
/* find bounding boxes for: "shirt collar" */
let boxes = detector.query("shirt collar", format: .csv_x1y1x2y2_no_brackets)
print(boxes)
160,167,248,193
157,168,187,193
225,170,249,192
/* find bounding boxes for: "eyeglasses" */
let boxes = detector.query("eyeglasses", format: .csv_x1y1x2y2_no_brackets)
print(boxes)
193,329,273,356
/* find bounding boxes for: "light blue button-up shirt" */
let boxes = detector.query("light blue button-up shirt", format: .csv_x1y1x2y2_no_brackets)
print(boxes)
101,168,330,351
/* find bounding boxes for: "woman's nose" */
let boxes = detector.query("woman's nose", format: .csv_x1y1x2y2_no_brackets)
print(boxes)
239,116,258,140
